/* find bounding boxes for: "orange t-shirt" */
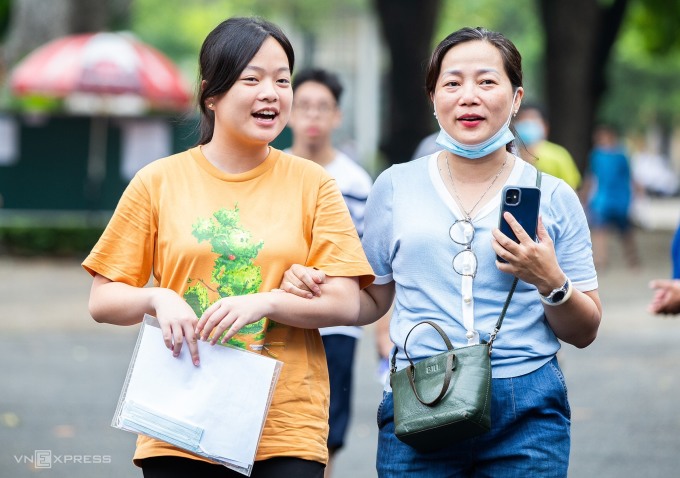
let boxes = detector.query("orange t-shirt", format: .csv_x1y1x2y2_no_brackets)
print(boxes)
83,146,374,466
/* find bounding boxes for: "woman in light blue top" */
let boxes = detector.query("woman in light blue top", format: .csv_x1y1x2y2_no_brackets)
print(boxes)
282,27,602,478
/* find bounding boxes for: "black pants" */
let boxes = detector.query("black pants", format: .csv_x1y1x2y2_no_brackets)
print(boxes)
141,456,324,478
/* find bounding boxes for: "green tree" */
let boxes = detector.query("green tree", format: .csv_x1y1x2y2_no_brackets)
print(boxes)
129,0,369,79
130,0,250,62
538,0,630,172
373,0,442,165
538,0,680,171
598,0,680,157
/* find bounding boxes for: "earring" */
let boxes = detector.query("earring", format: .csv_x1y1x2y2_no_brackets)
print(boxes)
208,103,214,109
433,110,437,118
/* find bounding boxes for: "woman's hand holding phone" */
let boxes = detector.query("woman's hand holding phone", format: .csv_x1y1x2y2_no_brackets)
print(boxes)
496,186,540,262
492,213,565,295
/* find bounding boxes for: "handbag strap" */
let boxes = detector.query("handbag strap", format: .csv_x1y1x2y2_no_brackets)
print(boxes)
399,320,453,367
398,320,455,406
487,277,517,354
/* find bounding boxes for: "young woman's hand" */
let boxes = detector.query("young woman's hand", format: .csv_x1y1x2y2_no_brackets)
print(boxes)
278,264,327,298
195,294,271,345
89,274,202,366
151,288,201,366
492,214,565,295
279,265,394,328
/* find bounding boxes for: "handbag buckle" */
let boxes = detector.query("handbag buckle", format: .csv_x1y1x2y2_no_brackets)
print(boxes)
487,327,500,356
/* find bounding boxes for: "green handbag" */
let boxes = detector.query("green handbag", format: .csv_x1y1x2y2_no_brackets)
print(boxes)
390,278,518,452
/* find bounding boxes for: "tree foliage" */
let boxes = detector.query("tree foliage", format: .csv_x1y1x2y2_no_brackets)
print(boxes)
535,0,630,172
129,0,368,75
373,0,441,164
595,0,680,158
130,0,251,61
628,0,680,55
4,0,680,167
0,0,10,38
134,4,364,82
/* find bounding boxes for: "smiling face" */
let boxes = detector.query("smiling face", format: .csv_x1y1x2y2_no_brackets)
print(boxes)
207,37,293,148
432,40,522,146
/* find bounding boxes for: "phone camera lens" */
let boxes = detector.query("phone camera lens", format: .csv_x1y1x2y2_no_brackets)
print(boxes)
505,189,520,205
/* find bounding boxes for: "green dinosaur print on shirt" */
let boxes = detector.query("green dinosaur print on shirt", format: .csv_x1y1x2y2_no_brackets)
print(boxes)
184,205,270,351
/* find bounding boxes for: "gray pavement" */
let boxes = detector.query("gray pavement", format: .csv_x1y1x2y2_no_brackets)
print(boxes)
1,226,680,477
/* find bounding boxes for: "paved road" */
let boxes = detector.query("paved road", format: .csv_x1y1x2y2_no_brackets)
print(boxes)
1,228,680,477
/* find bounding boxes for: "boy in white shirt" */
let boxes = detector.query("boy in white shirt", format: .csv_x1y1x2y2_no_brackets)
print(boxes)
287,68,373,478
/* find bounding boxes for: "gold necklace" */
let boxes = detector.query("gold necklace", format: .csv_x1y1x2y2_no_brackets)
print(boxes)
445,153,508,220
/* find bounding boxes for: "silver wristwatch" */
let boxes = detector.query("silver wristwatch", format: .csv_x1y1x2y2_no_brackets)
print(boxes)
539,278,572,306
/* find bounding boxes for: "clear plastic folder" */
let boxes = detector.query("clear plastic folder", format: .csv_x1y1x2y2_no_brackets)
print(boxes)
112,314,283,476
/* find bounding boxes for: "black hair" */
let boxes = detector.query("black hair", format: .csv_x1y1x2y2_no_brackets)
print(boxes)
292,68,344,103
517,101,548,120
425,26,523,97
196,17,295,145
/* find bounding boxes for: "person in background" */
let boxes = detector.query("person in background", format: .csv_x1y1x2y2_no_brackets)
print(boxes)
411,131,440,159
285,67,373,478
648,220,680,315
514,103,582,190
83,17,373,478
281,26,601,477
585,124,640,271
649,278,680,315
287,68,372,236
631,148,679,198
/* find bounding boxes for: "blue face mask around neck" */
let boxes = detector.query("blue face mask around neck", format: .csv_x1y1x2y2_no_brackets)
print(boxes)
435,91,518,160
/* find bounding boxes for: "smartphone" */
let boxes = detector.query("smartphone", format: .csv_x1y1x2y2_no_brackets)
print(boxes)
497,186,541,262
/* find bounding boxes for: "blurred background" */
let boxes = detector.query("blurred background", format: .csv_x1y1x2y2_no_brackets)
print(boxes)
1,0,680,477
1,0,680,242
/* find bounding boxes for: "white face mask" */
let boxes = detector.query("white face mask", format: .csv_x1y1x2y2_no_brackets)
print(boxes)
434,90,518,160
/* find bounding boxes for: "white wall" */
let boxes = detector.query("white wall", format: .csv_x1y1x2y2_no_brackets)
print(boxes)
282,12,383,176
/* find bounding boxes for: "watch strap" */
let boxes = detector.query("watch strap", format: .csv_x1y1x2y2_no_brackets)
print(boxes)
539,277,572,306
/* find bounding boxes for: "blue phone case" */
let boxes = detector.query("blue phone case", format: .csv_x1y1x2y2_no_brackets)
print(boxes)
497,186,541,262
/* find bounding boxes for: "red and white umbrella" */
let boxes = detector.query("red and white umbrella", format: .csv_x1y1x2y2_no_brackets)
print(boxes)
9,31,192,114
9,32,194,210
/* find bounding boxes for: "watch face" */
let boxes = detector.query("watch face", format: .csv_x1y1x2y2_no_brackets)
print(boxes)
552,291,566,302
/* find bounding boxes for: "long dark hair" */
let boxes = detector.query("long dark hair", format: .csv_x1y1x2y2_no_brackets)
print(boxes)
196,17,295,145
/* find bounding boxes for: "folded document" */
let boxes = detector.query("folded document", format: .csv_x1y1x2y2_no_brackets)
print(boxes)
112,314,283,476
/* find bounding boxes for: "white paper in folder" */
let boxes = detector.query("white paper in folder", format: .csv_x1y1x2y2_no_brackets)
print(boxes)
112,314,283,476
